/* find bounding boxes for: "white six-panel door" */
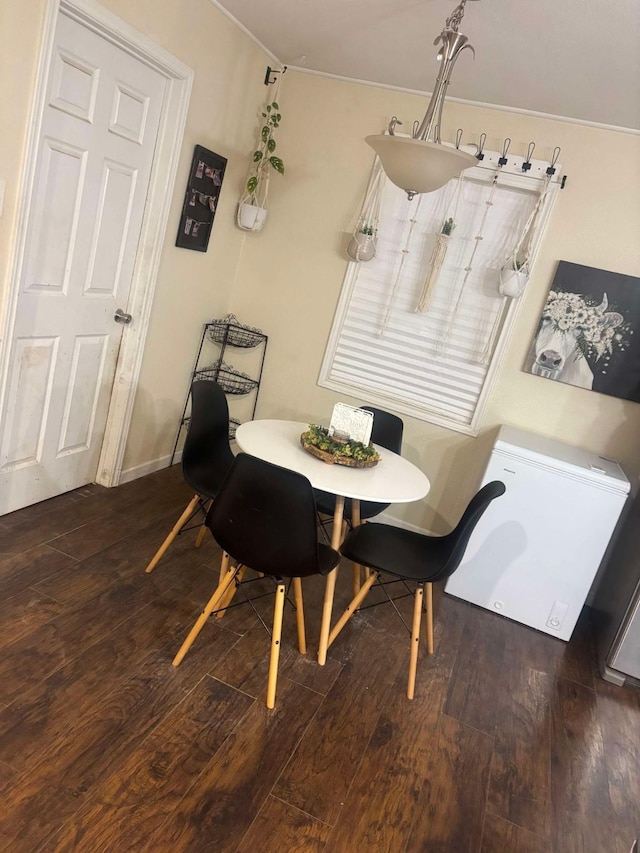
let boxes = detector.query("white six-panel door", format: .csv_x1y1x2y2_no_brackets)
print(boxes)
0,10,167,515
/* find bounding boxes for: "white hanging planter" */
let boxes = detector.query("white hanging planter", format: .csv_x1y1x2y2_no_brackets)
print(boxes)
236,85,284,234
499,264,529,298
497,173,554,301
347,160,384,264
347,231,377,262
237,202,268,232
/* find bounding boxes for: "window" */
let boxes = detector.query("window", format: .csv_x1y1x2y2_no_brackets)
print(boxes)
319,151,561,435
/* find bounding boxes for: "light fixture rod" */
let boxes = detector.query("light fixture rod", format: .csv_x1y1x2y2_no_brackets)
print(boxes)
411,2,475,143
368,0,479,197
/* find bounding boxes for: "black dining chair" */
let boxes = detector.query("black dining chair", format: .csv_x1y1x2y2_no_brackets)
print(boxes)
172,453,340,709
332,481,506,699
144,380,234,573
315,406,404,537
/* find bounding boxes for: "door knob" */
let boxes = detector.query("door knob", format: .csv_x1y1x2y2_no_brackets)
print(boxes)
114,308,133,324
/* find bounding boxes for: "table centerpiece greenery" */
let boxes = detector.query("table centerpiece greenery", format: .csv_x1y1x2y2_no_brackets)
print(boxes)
300,424,380,467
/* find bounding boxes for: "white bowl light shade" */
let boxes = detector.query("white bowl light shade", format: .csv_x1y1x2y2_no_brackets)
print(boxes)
366,134,477,195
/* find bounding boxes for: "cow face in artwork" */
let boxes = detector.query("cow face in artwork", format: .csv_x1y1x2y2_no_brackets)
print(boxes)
531,292,624,390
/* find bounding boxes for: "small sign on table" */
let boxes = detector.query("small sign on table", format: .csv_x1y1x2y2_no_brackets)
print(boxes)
328,403,374,445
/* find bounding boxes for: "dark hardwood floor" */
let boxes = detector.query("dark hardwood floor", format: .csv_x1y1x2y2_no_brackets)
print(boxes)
0,465,639,852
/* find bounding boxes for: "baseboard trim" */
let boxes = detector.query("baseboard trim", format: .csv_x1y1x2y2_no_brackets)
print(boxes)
371,510,435,537
119,449,182,484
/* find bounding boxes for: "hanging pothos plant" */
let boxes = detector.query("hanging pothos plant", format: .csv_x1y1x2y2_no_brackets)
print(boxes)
237,100,285,232
247,101,284,194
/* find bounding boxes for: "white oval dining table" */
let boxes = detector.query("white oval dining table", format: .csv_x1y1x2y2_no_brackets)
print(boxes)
235,419,431,665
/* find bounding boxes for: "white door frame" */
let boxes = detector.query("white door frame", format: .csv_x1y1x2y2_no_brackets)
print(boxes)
0,0,193,490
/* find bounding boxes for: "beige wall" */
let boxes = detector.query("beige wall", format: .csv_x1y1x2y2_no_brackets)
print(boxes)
97,0,272,470
0,0,269,472
3,4,640,527
230,72,640,532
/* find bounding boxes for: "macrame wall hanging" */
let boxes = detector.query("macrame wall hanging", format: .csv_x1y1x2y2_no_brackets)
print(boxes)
436,168,501,355
414,176,464,312
377,196,425,336
346,160,385,262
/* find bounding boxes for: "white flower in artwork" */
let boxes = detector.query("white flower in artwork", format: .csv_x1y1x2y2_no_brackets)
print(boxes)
542,290,629,362
574,308,588,323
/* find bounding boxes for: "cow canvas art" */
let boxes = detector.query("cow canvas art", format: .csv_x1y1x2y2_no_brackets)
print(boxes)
526,261,640,403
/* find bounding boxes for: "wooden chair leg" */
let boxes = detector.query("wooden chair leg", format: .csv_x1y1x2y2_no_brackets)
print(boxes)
407,584,424,700
218,551,230,585
215,552,232,618
216,565,245,617
351,501,362,598
292,577,306,655
172,567,239,666
328,570,378,648
194,501,212,549
266,582,286,709
318,495,345,666
352,563,362,598
425,582,434,655
145,494,199,573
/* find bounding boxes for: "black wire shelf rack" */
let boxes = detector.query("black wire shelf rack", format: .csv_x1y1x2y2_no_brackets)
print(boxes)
194,361,259,395
171,316,268,465
207,314,264,348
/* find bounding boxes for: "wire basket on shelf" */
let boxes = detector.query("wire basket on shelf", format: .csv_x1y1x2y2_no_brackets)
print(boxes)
207,314,264,348
194,362,258,395
229,417,240,440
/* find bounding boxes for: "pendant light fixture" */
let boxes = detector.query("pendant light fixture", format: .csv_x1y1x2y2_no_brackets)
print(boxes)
367,0,479,198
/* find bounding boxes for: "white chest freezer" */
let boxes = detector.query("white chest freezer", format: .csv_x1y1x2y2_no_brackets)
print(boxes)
444,425,629,641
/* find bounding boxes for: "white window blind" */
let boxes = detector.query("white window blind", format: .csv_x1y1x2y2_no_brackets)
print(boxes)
319,152,561,435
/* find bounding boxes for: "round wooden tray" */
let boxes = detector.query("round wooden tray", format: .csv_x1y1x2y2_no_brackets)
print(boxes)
300,434,379,468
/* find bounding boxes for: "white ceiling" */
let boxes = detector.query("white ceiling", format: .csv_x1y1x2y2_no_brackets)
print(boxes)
215,0,640,131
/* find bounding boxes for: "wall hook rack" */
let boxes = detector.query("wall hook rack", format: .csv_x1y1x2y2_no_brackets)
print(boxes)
264,65,287,85
498,137,511,166
475,132,487,160
546,146,561,176
522,141,536,172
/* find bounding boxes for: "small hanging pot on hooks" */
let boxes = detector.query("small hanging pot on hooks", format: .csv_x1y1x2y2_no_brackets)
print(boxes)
498,146,555,298
499,256,530,298
347,226,377,262
346,161,385,263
